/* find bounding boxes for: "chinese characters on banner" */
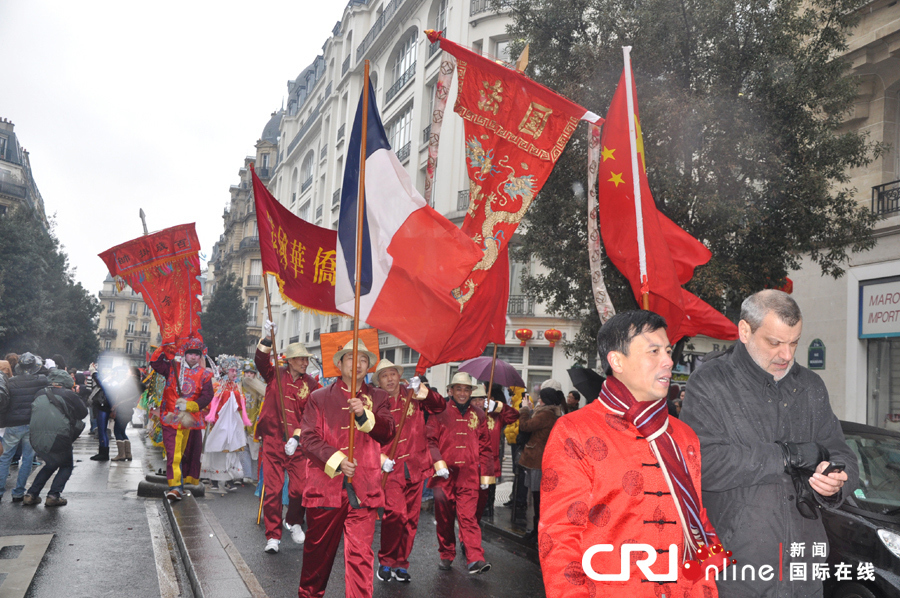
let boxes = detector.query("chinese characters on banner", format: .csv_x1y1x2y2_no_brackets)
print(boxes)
417,31,602,370
99,223,203,349
251,165,340,315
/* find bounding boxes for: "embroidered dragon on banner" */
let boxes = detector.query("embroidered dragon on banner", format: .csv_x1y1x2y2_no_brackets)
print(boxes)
452,135,536,310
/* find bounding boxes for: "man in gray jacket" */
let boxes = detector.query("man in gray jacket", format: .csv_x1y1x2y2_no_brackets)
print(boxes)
681,290,856,597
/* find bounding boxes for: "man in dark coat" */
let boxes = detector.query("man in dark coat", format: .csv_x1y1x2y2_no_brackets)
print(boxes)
23,369,88,506
0,353,49,501
681,290,857,597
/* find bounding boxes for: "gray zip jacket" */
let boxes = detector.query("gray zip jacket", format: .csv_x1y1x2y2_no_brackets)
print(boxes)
681,341,858,598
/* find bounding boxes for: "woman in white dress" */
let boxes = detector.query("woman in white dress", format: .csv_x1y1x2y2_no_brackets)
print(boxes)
201,355,251,491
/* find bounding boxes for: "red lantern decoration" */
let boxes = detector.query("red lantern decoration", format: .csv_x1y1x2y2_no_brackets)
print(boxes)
544,328,562,347
515,328,533,346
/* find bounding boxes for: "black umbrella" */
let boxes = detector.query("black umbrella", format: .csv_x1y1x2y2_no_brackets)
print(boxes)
567,367,605,403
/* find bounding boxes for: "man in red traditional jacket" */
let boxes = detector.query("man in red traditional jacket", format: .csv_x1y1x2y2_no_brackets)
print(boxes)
374,359,445,583
150,337,214,501
539,311,727,598
255,319,320,554
426,371,494,575
472,383,518,523
298,339,395,598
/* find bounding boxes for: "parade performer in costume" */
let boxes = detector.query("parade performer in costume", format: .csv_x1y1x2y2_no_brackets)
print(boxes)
539,311,727,597
255,320,320,554
474,383,518,523
374,359,445,583
426,372,494,575
298,340,395,598
150,337,214,501
201,355,251,491
241,361,265,484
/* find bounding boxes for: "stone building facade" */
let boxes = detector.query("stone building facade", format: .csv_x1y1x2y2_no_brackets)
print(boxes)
96,274,163,368
0,117,48,227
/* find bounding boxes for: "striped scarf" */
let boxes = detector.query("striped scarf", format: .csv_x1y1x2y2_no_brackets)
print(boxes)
597,376,719,561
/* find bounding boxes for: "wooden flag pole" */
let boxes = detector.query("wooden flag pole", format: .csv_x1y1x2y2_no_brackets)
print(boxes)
622,46,649,312
486,343,498,402
381,386,416,488
348,60,372,482
256,485,265,525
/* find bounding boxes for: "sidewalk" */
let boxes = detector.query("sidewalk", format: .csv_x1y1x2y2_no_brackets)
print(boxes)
479,447,538,559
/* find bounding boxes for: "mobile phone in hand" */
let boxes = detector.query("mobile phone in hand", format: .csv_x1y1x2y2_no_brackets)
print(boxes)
823,461,845,475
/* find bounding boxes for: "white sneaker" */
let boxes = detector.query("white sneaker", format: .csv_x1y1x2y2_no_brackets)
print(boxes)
285,520,305,544
264,538,280,554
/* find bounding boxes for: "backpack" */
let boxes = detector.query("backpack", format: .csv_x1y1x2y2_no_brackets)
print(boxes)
30,389,83,458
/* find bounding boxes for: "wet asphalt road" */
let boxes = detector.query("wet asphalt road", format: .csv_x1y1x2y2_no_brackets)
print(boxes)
201,482,546,598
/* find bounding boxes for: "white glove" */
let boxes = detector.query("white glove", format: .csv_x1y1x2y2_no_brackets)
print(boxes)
436,467,450,479
409,376,421,392
284,437,299,456
487,399,497,413
480,483,489,490
382,458,395,473
263,319,277,337
175,398,187,411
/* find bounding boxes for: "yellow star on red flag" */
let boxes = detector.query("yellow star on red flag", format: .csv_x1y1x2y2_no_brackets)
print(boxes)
608,172,624,187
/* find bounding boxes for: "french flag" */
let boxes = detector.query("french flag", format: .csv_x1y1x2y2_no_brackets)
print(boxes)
335,79,482,363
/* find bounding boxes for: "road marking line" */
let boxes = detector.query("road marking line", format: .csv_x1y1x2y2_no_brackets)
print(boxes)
0,534,52,598
199,503,268,598
145,501,180,598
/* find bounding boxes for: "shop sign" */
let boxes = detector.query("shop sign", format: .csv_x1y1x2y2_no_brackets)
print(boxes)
860,278,900,338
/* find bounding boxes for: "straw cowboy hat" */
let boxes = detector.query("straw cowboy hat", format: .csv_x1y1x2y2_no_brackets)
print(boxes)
447,371,478,390
284,342,314,359
374,359,403,385
332,339,377,368
471,383,487,398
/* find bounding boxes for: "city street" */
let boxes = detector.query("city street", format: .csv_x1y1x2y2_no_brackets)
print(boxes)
0,428,546,598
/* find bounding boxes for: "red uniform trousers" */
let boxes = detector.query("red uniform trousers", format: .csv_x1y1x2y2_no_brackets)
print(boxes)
162,426,202,487
378,477,425,569
432,479,484,563
260,435,306,540
298,492,377,598
476,486,489,523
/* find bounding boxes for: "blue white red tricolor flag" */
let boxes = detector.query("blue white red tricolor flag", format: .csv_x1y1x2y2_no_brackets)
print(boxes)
335,79,482,363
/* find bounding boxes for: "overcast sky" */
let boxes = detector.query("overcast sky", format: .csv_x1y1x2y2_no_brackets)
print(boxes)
0,1,347,295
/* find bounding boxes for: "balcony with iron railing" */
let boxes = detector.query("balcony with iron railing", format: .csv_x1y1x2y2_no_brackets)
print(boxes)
342,55,351,76
255,167,271,179
289,335,299,344
507,294,535,316
320,144,328,160
301,177,313,193
356,0,404,62
386,62,416,104
395,141,411,163
136,330,151,338
99,329,118,339
873,180,900,217
470,0,510,16
316,204,323,220
457,189,470,211
337,124,346,142
247,274,262,287
422,124,432,145
313,329,321,341
332,188,341,208
239,236,259,251
428,39,441,58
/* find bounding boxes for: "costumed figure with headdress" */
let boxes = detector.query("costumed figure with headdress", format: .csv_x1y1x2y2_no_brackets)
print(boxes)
200,355,251,491
254,321,321,554
149,336,214,501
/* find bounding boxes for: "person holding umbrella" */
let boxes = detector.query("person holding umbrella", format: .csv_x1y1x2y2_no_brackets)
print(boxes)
374,358,445,583
297,339,395,598
426,372,494,574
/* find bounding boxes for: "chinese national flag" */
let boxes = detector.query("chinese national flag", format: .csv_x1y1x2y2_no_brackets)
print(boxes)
417,32,603,371
597,55,737,342
251,166,340,315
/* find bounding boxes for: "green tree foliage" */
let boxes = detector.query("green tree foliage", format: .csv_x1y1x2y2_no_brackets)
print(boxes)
502,0,884,361
201,273,251,357
0,208,101,367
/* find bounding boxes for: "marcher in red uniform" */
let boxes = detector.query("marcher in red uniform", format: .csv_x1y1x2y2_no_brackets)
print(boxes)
298,340,395,598
426,372,494,575
472,383,518,523
150,337,214,501
539,311,726,598
255,319,320,554
374,359,446,583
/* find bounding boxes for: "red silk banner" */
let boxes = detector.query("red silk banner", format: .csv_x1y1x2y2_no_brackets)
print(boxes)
251,165,339,315
417,32,602,370
99,224,203,349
